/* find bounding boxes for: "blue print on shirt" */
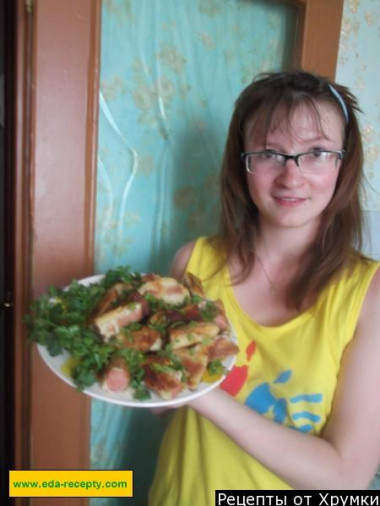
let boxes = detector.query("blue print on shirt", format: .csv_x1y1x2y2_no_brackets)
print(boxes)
244,370,323,433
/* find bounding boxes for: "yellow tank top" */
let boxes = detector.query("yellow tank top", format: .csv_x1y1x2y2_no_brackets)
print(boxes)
149,237,379,503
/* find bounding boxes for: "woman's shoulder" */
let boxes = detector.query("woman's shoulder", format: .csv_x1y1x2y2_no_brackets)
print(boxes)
322,256,379,325
346,255,380,335
170,236,223,279
359,260,380,318
170,241,197,279
343,254,380,283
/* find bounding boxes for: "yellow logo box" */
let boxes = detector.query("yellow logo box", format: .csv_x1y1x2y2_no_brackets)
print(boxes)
9,470,133,497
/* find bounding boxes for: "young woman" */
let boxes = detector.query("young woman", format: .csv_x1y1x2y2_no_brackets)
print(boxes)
148,71,380,502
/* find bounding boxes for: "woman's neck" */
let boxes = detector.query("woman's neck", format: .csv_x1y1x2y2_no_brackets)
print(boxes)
254,219,317,263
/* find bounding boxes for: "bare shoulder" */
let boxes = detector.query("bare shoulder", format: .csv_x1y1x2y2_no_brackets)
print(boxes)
169,241,197,279
359,263,380,323
351,264,380,352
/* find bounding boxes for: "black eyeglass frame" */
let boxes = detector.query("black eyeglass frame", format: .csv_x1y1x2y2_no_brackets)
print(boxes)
241,149,346,173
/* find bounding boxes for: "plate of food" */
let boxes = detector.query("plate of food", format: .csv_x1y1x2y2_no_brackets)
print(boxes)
26,267,239,407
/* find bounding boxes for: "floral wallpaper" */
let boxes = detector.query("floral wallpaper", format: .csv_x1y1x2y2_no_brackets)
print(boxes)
337,0,380,213
336,0,380,260
337,4,380,490
92,1,296,504
336,0,380,217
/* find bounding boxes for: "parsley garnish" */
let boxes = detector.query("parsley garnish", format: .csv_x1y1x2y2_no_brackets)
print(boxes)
25,267,137,391
207,360,226,376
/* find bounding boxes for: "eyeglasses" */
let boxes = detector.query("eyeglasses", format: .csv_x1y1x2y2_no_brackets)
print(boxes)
241,149,345,175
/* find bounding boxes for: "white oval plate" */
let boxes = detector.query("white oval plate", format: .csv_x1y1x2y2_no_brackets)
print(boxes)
37,274,237,408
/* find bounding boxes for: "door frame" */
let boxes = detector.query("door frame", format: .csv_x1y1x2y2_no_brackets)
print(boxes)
11,1,101,505
11,1,343,505
291,0,344,75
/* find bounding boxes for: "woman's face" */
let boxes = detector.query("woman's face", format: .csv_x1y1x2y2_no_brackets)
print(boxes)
244,102,345,236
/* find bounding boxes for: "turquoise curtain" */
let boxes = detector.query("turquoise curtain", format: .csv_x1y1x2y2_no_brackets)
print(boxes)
92,1,296,504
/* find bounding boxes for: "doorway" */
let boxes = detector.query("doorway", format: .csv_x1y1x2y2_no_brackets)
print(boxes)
1,0,16,501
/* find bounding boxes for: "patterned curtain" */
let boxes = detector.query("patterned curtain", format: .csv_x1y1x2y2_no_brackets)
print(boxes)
92,1,296,504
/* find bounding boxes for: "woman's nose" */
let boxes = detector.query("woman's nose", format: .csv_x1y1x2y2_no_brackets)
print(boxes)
276,159,304,186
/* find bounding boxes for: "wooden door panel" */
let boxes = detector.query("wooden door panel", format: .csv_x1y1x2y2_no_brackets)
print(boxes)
291,0,344,76
12,1,100,505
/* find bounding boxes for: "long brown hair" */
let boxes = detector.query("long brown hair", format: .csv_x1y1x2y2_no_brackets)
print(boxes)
214,71,366,309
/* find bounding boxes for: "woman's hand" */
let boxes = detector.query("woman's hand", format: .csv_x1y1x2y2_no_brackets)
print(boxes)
150,407,172,417
150,399,189,417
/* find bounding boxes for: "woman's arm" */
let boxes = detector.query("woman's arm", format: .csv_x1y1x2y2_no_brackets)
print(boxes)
190,268,380,490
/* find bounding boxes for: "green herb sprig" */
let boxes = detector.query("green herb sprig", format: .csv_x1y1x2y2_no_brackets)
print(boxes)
25,267,137,391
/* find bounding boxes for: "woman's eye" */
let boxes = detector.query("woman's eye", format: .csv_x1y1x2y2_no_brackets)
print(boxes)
310,149,326,158
262,151,280,160
305,150,331,164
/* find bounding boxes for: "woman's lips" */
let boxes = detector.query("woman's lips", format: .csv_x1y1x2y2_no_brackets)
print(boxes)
274,196,307,207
